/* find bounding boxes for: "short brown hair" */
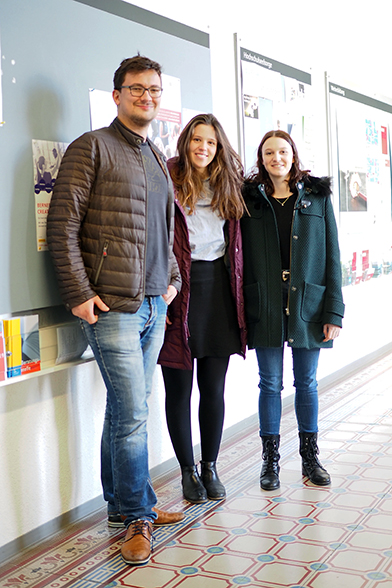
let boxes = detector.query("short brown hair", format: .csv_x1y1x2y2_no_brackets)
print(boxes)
113,54,162,90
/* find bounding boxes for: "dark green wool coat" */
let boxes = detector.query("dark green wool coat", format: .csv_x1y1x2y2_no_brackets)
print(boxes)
241,176,345,350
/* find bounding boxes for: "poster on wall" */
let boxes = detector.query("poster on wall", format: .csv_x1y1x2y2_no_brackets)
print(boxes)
237,46,313,173
89,88,117,130
153,73,181,159
32,140,68,251
328,82,392,282
89,73,182,159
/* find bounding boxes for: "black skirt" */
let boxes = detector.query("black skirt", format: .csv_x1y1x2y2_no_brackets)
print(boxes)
187,256,241,358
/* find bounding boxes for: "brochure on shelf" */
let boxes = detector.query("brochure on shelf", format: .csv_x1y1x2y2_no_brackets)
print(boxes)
21,315,41,374
55,323,88,365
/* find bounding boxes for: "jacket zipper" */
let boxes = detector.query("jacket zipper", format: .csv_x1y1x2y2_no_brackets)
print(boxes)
139,148,148,296
286,188,302,316
258,184,283,343
94,240,109,285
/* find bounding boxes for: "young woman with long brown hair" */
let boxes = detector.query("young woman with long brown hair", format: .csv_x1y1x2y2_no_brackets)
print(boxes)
159,114,246,503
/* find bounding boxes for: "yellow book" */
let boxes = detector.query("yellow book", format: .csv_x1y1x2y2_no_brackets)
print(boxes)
0,322,6,381
3,318,22,377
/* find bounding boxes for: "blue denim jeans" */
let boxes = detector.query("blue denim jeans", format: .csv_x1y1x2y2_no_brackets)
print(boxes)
255,345,321,436
80,296,167,525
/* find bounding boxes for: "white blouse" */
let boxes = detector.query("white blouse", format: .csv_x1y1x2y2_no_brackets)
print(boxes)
185,181,226,262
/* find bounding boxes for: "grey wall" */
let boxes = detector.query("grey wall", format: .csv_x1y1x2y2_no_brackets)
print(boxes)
0,0,212,315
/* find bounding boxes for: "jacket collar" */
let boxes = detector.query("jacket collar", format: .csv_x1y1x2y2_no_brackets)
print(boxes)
258,180,305,193
110,116,146,146
257,180,305,200
110,117,164,156
111,116,169,171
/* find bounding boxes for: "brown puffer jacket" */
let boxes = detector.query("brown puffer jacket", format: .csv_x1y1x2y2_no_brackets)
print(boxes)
47,118,181,313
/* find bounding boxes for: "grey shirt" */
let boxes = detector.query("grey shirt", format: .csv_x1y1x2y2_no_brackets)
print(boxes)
140,141,169,295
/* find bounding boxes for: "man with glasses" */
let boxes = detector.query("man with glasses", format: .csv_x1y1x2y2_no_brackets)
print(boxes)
47,55,183,566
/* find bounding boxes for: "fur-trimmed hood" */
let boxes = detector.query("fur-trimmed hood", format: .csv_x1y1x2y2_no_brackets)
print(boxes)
243,174,333,202
303,175,332,197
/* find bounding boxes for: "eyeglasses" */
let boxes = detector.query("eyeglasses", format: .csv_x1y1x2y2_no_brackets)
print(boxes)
120,85,163,98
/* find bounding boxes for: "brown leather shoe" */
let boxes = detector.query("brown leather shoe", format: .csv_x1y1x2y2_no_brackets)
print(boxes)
153,507,185,526
121,520,153,566
108,507,184,528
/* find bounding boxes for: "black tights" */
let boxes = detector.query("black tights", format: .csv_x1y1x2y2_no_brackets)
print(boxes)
162,356,230,467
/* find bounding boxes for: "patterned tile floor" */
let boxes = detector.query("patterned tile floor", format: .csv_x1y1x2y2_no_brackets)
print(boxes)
1,352,392,588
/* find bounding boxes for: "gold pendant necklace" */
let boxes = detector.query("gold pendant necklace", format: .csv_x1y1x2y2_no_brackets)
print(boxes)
274,194,291,206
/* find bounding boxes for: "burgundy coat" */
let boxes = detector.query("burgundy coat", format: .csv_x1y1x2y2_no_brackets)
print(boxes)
158,197,247,370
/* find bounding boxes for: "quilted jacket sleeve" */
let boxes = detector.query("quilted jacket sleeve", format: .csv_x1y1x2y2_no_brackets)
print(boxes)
47,134,98,311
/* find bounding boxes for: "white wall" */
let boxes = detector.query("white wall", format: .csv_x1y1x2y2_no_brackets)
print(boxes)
2,0,392,560
127,0,392,164
0,363,105,555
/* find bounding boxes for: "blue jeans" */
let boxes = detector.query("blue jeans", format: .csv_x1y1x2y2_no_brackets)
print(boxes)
255,345,320,436
80,296,167,525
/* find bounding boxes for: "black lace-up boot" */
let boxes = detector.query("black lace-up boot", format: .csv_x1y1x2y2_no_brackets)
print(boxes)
260,435,280,490
299,432,331,486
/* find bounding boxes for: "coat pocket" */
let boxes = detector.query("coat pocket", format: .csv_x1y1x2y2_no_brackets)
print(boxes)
93,239,109,285
301,282,326,323
90,235,143,298
244,282,261,323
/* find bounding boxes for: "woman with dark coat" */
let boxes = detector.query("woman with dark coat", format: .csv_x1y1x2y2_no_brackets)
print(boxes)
241,130,345,491
159,114,246,503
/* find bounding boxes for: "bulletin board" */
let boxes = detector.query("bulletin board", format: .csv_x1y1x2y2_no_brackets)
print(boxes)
0,0,212,316
235,37,313,173
327,79,392,273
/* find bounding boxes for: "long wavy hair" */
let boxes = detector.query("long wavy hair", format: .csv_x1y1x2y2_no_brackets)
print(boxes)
170,113,245,219
247,130,309,196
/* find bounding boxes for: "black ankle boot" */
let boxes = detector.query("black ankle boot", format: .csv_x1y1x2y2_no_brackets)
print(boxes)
181,465,208,503
200,461,226,500
299,432,331,486
260,435,280,490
